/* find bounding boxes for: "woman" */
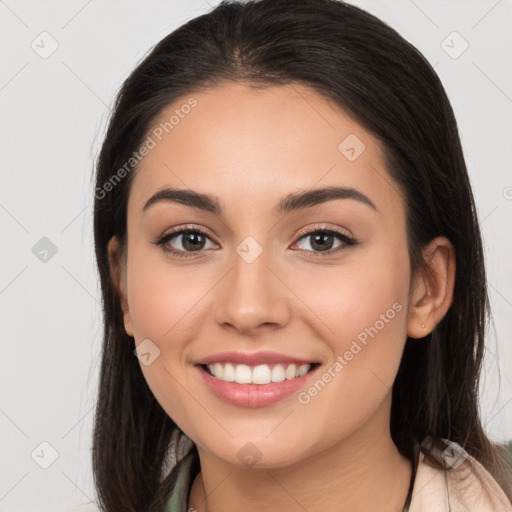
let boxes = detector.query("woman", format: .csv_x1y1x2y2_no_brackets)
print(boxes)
91,0,512,510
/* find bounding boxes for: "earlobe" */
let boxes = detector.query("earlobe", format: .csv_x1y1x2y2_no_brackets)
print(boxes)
107,236,134,337
407,236,456,339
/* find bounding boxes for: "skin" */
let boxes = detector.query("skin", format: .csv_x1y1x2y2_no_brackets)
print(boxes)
108,82,455,512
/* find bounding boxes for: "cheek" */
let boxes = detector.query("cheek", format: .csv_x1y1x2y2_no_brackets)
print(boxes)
124,246,210,432
291,241,410,351
124,240,224,394
291,245,410,420
291,296,408,455
126,243,210,346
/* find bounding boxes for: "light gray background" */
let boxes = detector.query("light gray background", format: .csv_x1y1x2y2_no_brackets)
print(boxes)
1,0,511,510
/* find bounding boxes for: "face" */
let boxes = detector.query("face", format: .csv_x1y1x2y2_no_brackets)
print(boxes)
110,82,419,468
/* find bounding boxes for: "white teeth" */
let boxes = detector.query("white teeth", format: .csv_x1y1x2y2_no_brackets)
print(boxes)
235,364,252,384
223,363,235,382
213,363,223,380
297,364,310,377
206,362,313,384
252,364,272,384
271,365,286,382
285,364,297,380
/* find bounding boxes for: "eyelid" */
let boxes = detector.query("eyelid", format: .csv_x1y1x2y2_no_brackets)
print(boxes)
294,223,354,241
159,224,218,243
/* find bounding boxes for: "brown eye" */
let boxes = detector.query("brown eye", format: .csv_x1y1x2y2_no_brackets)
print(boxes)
293,227,358,257
153,227,217,258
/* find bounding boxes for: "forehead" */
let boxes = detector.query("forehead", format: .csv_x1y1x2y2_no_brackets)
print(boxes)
128,82,402,220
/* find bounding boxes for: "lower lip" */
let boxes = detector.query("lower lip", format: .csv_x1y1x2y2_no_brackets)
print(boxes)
196,364,319,408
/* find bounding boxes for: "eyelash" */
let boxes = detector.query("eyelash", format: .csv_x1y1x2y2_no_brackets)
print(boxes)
152,224,358,259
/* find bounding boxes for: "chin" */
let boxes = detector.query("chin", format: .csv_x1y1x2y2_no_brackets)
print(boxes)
194,433,316,470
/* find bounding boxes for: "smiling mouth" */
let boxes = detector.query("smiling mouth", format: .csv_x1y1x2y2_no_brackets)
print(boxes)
201,362,320,385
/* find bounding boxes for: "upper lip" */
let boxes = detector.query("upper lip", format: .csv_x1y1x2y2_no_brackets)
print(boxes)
195,351,317,366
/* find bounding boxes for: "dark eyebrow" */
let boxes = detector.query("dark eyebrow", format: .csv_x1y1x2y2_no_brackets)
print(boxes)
276,186,377,215
142,185,377,216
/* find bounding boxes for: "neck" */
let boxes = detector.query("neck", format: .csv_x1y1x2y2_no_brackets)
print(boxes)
188,398,412,512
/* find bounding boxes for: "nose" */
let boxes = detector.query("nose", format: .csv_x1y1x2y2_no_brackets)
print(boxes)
212,248,291,336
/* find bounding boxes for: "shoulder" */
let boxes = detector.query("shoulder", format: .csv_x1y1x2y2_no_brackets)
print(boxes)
409,445,512,512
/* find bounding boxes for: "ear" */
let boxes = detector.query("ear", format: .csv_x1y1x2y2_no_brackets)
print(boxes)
407,236,456,339
107,236,134,337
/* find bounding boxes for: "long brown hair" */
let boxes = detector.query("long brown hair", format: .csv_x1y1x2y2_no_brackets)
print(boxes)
92,1,512,509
